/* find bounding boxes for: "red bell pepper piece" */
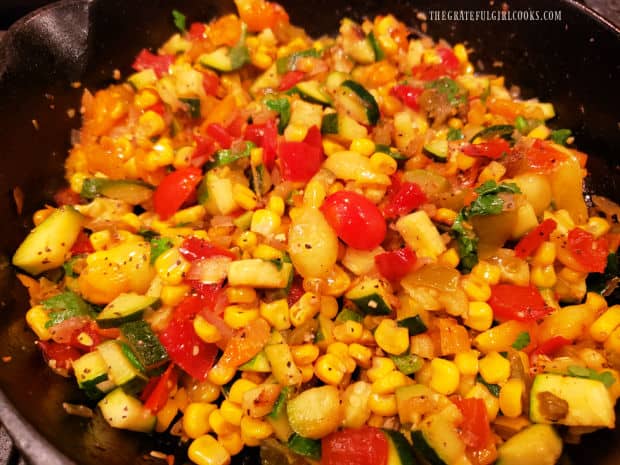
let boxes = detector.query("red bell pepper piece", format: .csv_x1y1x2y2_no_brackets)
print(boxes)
191,135,217,167
567,228,609,273
322,427,389,465
37,341,82,373
287,276,305,307
530,335,571,366
488,284,554,322
411,46,460,81
278,126,324,182
437,46,460,70
390,84,423,110
525,139,568,172
452,397,491,450
132,49,174,78
188,22,207,40
141,364,178,413
148,101,166,116
153,167,203,220
383,176,427,219
462,138,511,159
375,247,417,281
71,231,94,255
179,236,236,261
219,318,271,367
54,187,82,206
514,218,557,258
206,123,234,149
244,119,278,170
278,70,305,91
201,69,220,96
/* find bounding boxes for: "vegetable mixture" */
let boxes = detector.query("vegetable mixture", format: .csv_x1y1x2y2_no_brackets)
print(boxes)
11,1,620,465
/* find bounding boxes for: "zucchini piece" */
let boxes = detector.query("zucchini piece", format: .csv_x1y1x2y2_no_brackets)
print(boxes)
383,429,415,465
293,80,332,106
411,406,465,465
395,210,446,260
390,354,423,375
98,388,156,433
337,79,380,125
97,293,160,328
198,42,249,72
73,351,115,399
239,350,271,372
12,205,84,275
397,315,427,336
276,48,321,74
325,71,348,93
267,386,294,441
96,340,148,395
287,433,321,460
374,144,407,161
127,69,157,90
321,113,339,135
402,170,449,197
529,373,615,427
337,113,368,141
423,140,449,162
345,278,392,315
120,320,169,375
496,424,562,465
395,384,436,424
228,259,293,289
470,124,515,142
335,307,363,323
205,141,254,169
250,63,280,96
199,169,236,215
367,31,384,61
80,178,154,204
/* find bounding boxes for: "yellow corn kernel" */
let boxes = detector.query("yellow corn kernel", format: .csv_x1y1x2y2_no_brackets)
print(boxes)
314,353,347,385
219,431,244,456
208,410,237,437
558,266,587,284
532,241,556,267
531,264,557,288
291,344,320,366
478,161,507,184
333,320,364,344
461,275,491,302
233,184,258,211
228,379,258,405
183,403,217,439
289,292,321,327
464,301,494,332
174,387,189,412
429,358,460,395
252,244,282,261
134,88,159,109
249,147,263,167
159,284,188,307
250,209,281,236
68,172,87,194
323,139,345,156
348,343,373,368
240,416,273,440
350,138,376,157
155,248,191,285
170,205,206,225
422,48,441,65
591,305,620,342
26,305,51,340
220,400,243,426
173,146,195,169
284,123,308,142
527,125,551,140
367,414,385,428
259,299,290,331
327,342,357,373
156,398,178,433
499,378,525,418
138,110,165,138
453,43,468,63
146,138,174,170
438,248,460,268
223,305,259,330
374,319,409,355
471,260,501,285
543,209,575,234
194,315,222,344
235,231,258,251
367,357,396,383
479,351,511,384
371,370,408,395
368,392,398,416
320,296,339,319
455,351,479,376
435,208,457,225
225,287,255,305
303,180,327,209
208,363,236,386
267,196,285,216
188,434,231,465
584,216,610,238
32,207,53,226
466,383,500,421
456,152,476,170
369,152,398,176
89,230,112,251
448,117,463,129
298,364,314,383
119,212,141,232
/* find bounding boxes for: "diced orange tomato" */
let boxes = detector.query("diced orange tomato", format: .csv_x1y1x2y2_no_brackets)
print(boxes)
234,0,289,32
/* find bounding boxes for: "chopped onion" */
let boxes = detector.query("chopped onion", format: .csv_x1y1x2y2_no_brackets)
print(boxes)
186,256,231,284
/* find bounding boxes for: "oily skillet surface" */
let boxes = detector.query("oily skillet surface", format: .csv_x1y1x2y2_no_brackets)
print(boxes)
0,0,618,464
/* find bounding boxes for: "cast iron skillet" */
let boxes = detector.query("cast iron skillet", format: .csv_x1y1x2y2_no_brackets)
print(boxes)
0,0,618,464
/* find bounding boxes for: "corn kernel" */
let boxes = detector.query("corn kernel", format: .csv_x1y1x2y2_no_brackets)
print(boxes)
466,383,500,421
456,152,476,170
240,416,273,440
369,152,398,176
26,306,52,340
585,217,610,238
223,305,259,329
453,44,468,63
226,287,257,304
591,305,620,342
284,123,308,142
183,403,217,439
155,248,191,285
220,400,243,426
299,364,315,382
350,138,376,157
252,244,282,261
89,230,112,251
208,363,236,386
267,196,285,216
531,264,557,288
134,88,159,109
320,296,339,319
374,319,409,355
233,184,258,211
527,125,551,140
333,320,364,344
173,146,195,169
438,248,460,268
461,275,491,302
429,358,460,395
558,266,587,284
208,410,237,437
156,398,178,433
327,342,357,373
146,137,174,170
194,315,222,344
138,110,165,138
464,301,494,332
252,52,273,69
532,241,556,266
33,207,53,226
291,344,320,366
367,414,386,428
348,343,373,368
323,139,345,156
371,370,408,395
250,147,263,167
303,180,327,208
455,351,479,376
235,231,258,250
170,205,206,225
219,431,244,456
435,208,457,225
471,261,501,285
250,209,281,236
367,357,396,383
259,299,290,330
479,351,511,384
228,381,259,404
499,379,524,418
314,353,347,385
368,392,398,416
289,292,321,327
161,284,190,307
188,434,231,465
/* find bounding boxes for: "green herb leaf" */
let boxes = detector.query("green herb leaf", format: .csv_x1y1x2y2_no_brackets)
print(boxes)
550,129,572,146
150,237,173,264
172,9,187,33
42,291,96,328
63,256,81,278
567,365,616,388
206,141,255,168
374,143,408,160
265,97,291,134
426,77,467,106
511,331,531,350
447,128,464,141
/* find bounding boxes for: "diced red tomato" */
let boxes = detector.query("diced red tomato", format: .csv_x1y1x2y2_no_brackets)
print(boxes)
141,364,178,413
179,236,236,261
153,167,203,220
462,138,511,160
132,49,174,78
278,127,324,182
219,318,271,367
70,231,94,255
192,134,217,167
234,0,289,32
525,139,567,172
390,84,423,110
54,187,82,206
530,335,571,367
321,191,386,250
383,176,427,219
201,69,220,96
411,47,460,81
322,426,389,465
148,101,166,116
514,218,557,258
37,341,82,373
287,276,305,307
244,120,278,170
375,247,417,281
488,284,553,322
278,71,306,91
567,228,609,273
452,397,491,450
206,123,234,149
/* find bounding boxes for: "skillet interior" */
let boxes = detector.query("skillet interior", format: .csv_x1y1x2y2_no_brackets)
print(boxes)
0,0,618,464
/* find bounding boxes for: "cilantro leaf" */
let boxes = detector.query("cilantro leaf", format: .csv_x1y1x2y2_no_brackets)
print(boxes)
42,291,96,328
374,144,407,160
511,331,531,350
447,128,464,141
172,9,186,33
63,256,81,278
265,98,291,134
550,129,572,146
150,237,173,264
206,141,255,169
567,365,616,388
